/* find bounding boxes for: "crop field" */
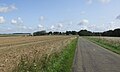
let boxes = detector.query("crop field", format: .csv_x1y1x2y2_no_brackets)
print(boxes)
0,36,76,72
87,36,120,54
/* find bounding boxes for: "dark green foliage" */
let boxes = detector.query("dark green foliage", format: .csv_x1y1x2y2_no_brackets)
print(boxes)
66,31,78,35
33,30,46,36
53,32,60,35
101,28,120,37
47,31,52,35
77,28,120,37
78,30,92,36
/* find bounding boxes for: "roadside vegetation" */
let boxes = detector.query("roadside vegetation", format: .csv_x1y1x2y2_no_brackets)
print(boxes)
87,37,120,54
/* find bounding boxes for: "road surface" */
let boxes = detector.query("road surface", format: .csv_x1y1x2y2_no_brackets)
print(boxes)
73,37,120,72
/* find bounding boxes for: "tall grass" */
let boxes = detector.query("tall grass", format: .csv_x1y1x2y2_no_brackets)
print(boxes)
12,38,77,72
87,37,120,54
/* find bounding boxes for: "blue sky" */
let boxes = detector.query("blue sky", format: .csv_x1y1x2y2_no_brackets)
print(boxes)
0,0,120,33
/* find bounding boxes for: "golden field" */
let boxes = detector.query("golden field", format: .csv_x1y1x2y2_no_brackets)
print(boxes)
0,36,76,72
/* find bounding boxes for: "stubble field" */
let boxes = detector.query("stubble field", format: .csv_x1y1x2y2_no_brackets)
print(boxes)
0,36,76,72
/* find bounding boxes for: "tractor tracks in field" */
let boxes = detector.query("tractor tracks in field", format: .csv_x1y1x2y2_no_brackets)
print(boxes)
0,37,68,50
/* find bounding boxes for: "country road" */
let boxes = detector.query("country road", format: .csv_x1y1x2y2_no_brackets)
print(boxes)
73,37,120,72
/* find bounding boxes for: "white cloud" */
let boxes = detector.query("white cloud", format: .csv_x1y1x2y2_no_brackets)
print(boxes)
108,20,120,30
38,24,43,28
38,24,45,30
78,19,89,25
50,25,55,30
0,4,17,13
11,19,17,24
18,17,23,23
11,17,23,26
99,0,111,4
0,16,5,24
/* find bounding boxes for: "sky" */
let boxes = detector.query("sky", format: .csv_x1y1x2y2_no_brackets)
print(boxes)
0,0,120,33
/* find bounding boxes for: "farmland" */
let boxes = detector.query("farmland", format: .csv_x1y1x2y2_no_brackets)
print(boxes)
87,36,120,54
0,36,77,72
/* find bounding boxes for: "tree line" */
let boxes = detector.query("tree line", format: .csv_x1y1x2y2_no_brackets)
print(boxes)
33,28,120,37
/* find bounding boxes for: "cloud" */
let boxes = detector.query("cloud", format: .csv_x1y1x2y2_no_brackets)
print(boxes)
50,25,55,30
22,26,27,29
18,17,23,23
38,24,43,28
57,23,63,28
116,15,120,20
40,16,44,21
0,4,17,13
11,17,23,26
11,19,17,24
28,27,33,30
0,16,5,24
78,19,89,25
49,23,63,31
38,24,45,30
11,17,30,31
99,0,111,4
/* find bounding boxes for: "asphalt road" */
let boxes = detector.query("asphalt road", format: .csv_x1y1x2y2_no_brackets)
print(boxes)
73,37,120,72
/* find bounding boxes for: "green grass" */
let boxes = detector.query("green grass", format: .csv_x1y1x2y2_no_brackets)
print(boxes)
12,38,77,72
87,37,120,54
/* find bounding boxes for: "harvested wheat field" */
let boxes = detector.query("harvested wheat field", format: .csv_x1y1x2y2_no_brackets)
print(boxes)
0,36,76,72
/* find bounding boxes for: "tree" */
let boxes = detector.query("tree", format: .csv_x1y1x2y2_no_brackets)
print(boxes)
33,30,46,36
53,32,60,35
71,31,77,35
66,31,71,35
102,30,113,36
78,30,92,36
48,31,52,35
113,29,120,37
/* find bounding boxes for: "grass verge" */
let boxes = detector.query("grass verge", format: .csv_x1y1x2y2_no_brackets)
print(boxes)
87,37,120,54
12,38,78,72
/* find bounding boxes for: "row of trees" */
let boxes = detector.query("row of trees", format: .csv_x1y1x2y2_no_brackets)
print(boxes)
33,28,120,37
102,29,120,37
33,30,78,36
77,28,120,37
